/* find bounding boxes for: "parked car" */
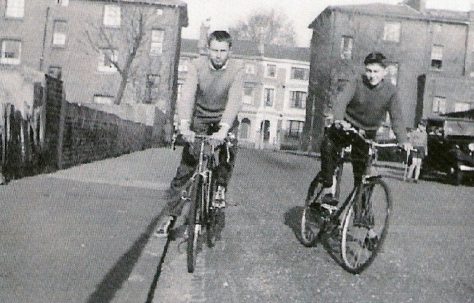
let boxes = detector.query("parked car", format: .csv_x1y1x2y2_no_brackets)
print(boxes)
422,117,474,185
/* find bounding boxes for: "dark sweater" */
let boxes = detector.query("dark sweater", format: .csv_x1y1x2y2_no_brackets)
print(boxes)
333,75,407,142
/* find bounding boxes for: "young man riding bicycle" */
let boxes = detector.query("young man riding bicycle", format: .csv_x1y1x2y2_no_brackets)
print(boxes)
315,52,412,211
156,30,244,237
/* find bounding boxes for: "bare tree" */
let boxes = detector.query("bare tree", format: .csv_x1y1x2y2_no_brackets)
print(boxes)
82,5,156,105
229,9,297,46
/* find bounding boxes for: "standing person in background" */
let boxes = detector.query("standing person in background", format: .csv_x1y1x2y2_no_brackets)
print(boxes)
155,30,244,237
406,121,428,183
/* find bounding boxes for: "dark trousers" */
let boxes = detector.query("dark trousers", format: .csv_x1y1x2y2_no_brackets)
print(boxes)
165,121,238,217
320,126,376,188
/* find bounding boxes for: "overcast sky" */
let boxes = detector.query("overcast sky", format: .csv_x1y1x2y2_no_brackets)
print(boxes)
181,0,473,47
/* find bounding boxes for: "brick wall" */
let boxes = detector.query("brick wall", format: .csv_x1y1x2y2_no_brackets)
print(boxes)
1,73,164,180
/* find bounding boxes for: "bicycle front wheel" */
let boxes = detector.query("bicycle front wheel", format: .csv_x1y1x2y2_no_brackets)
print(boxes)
341,178,392,274
187,175,203,273
300,173,324,247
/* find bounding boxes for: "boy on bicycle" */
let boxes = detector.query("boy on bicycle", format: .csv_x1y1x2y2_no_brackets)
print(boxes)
316,52,411,210
155,30,244,236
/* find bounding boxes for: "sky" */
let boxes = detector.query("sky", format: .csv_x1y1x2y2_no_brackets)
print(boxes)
181,0,474,47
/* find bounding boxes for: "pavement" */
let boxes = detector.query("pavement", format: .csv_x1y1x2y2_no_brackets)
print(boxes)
1,147,180,303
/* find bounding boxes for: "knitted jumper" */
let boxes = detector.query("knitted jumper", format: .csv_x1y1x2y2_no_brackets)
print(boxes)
178,56,244,129
333,75,407,142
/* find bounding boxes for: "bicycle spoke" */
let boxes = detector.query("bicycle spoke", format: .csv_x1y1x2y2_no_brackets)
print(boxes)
341,179,391,274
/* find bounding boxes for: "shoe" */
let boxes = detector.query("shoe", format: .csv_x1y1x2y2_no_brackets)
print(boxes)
364,229,379,251
320,194,338,214
213,186,226,209
154,216,175,238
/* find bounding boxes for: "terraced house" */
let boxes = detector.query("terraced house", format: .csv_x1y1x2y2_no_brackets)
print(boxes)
304,0,474,151
1,0,188,116
178,23,310,150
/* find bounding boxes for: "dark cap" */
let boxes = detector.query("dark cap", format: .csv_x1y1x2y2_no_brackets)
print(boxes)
364,52,387,67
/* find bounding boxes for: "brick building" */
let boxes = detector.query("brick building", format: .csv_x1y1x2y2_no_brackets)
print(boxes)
304,0,474,151
1,0,187,116
178,25,310,150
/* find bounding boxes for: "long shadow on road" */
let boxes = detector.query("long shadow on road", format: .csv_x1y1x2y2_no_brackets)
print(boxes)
86,214,162,303
284,206,348,272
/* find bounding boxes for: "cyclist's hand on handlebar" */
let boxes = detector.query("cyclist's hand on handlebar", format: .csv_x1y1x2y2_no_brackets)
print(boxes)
400,142,413,152
210,129,228,146
334,120,352,131
180,127,196,143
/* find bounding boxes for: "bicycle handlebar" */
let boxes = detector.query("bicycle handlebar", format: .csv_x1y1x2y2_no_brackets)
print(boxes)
340,126,404,150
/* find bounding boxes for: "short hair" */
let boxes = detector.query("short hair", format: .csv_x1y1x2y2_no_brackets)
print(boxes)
364,52,387,67
208,31,232,48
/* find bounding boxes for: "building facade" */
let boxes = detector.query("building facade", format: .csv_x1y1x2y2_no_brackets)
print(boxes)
305,0,474,151
178,32,310,150
1,0,187,116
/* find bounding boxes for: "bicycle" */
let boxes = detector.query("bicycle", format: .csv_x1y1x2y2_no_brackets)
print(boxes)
300,127,399,274
185,134,230,273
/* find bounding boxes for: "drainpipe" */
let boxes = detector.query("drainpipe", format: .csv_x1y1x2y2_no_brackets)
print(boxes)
39,7,50,72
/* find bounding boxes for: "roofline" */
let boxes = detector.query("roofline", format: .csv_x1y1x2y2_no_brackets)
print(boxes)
309,5,470,28
80,0,187,7
180,52,309,65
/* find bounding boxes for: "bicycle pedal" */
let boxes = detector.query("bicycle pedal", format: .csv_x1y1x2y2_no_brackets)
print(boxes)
320,203,338,214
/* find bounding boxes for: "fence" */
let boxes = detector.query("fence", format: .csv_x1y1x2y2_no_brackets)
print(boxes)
1,74,166,181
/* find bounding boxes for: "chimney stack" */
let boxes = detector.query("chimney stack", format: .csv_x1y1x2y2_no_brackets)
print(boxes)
198,18,210,54
257,26,265,56
404,0,426,12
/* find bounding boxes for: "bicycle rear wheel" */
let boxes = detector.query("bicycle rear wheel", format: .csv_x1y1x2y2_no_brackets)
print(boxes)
341,178,391,274
187,175,203,273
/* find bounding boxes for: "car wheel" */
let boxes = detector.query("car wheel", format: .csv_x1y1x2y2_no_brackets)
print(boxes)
449,167,463,186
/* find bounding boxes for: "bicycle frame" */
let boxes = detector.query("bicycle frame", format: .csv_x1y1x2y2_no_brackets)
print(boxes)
318,132,398,228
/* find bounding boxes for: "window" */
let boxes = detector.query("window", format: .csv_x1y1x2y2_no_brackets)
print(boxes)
266,64,276,78
290,91,307,109
386,63,399,86
57,0,69,6
340,36,353,60
1,40,21,65
431,45,443,70
291,67,309,80
432,96,446,114
145,74,160,104
103,5,121,28
240,118,251,139
48,66,62,79
6,0,24,18
150,29,164,56
470,51,474,77
245,63,255,74
288,120,304,138
177,82,183,102
455,102,470,112
433,23,442,33
243,84,254,104
383,22,401,42
98,49,118,72
93,95,114,105
178,58,188,72
264,88,274,107
52,20,67,46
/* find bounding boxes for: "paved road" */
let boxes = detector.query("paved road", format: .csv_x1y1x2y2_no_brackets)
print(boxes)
153,148,474,303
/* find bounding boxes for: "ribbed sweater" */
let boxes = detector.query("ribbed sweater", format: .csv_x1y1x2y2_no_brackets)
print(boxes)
178,56,244,129
333,75,407,142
